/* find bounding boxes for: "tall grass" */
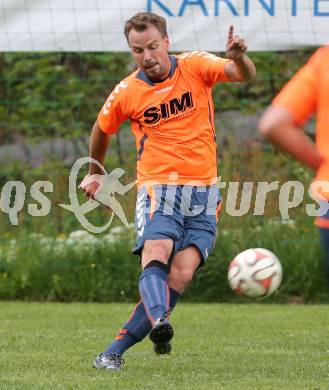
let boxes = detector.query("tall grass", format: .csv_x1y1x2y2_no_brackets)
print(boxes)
0,215,327,302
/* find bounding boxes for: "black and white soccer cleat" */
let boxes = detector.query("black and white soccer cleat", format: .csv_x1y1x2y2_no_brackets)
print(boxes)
93,353,124,370
149,314,174,355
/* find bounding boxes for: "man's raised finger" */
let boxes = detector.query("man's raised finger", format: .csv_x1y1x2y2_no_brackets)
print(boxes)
227,25,234,42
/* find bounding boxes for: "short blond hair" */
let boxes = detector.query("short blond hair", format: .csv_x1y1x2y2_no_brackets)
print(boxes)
124,12,168,43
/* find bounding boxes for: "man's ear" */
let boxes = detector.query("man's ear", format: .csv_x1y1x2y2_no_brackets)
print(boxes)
165,35,170,50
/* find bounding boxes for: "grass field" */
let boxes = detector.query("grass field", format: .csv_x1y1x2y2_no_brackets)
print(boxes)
0,303,328,389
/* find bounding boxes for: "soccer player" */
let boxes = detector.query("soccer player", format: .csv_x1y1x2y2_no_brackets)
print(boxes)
81,11,256,370
258,46,329,286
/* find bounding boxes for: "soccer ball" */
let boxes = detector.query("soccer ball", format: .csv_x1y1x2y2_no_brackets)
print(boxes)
228,248,282,298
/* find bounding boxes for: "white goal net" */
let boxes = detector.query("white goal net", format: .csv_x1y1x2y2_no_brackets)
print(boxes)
0,0,328,52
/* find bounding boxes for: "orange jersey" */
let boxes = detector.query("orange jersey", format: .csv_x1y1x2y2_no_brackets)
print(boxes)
98,52,230,186
272,46,329,185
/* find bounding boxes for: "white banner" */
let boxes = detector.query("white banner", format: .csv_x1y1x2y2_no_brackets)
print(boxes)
0,0,328,52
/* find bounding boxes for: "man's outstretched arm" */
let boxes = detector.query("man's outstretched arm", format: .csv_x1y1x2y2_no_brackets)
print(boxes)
224,25,256,82
80,120,111,199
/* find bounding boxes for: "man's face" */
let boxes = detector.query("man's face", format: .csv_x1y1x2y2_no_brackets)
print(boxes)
128,25,170,82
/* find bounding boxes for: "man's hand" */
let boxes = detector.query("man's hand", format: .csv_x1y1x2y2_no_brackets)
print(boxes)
79,174,101,200
224,25,256,82
226,25,247,61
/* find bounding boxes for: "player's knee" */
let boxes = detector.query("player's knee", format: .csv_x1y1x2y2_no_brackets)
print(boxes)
143,240,172,262
179,268,194,286
169,265,194,291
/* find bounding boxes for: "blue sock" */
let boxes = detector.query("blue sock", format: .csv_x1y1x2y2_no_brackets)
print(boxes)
319,227,329,284
168,288,181,311
103,288,180,355
139,265,169,323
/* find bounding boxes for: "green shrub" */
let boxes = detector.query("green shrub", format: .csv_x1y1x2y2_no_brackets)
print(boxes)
0,217,327,303
0,229,139,302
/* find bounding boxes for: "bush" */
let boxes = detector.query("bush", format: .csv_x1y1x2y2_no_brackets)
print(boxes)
0,228,139,302
0,217,327,303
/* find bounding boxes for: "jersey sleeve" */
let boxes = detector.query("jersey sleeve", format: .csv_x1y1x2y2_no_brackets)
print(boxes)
272,52,319,125
97,80,129,134
181,52,231,87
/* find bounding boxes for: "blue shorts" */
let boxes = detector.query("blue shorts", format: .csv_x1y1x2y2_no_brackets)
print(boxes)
133,184,221,265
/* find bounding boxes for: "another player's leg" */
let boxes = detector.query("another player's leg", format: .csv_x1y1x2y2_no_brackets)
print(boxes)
315,207,329,287
319,227,329,285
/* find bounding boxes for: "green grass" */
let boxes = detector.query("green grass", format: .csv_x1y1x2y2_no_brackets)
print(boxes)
0,303,328,389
